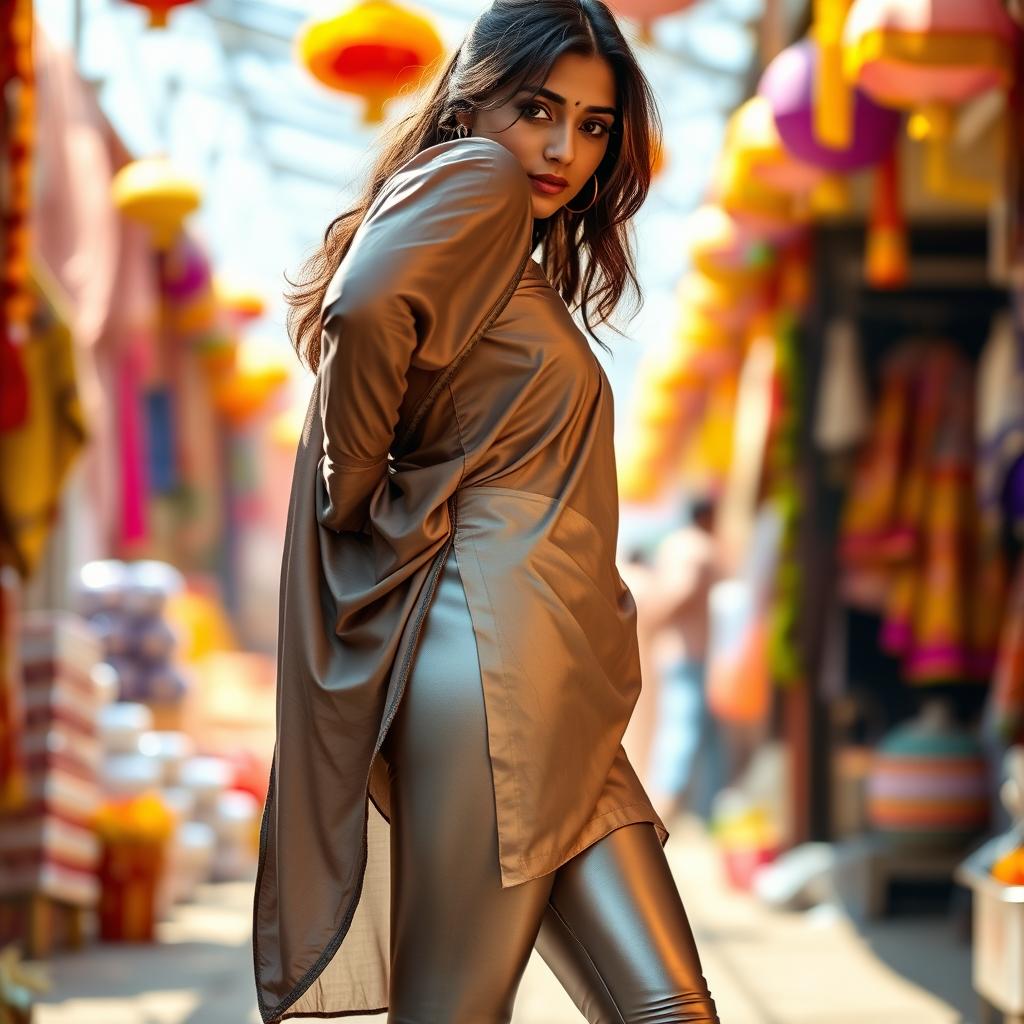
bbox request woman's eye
[583,121,610,138]
[523,102,550,120]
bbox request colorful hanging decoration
[111,157,201,250]
[2,0,35,412]
[759,38,902,175]
[683,204,775,285]
[122,0,199,28]
[296,0,445,123]
[865,146,908,288]
[213,339,291,426]
[0,270,86,579]
[714,102,812,241]
[844,0,1016,206]
[839,341,1007,683]
[723,96,827,196]
[160,232,218,337]
[812,0,856,148]
[215,278,266,330]
[675,272,760,332]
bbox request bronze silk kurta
[252,135,668,1023]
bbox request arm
[316,137,533,533]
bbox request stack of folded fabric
[0,612,109,955]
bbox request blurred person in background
[643,496,728,826]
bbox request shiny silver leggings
[381,547,721,1024]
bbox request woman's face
[462,52,618,220]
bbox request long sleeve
[316,136,534,533]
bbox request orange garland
[3,0,34,340]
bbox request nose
[545,122,575,167]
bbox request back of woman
[252,4,720,1022]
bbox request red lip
[530,174,568,187]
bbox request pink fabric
[31,29,160,551]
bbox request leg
[648,659,706,822]
[535,821,720,1024]
[384,547,554,1023]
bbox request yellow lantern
[111,158,201,250]
[714,101,814,241]
[297,0,444,123]
[725,97,827,196]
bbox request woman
[252,2,720,1022]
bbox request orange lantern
[215,277,267,330]
[213,339,291,425]
[844,0,1016,205]
[297,0,444,123]
[122,0,198,29]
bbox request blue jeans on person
[649,659,726,822]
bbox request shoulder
[375,137,531,214]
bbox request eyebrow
[520,85,618,118]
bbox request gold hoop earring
[564,175,599,214]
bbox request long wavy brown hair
[286,0,662,370]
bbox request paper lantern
[845,0,1016,109]
[759,39,902,174]
[844,0,1015,205]
[213,340,291,425]
[215,278,266,329]
[122,0,198,28]
[111,158,201,250]
[297,0,444,123]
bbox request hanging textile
[0,268,86,578]
[839,340,1006,683]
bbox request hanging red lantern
[122,0,199,29]
[297,0,444,123]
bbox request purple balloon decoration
[758,39,902,174]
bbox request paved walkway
[32,816,978,1024]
